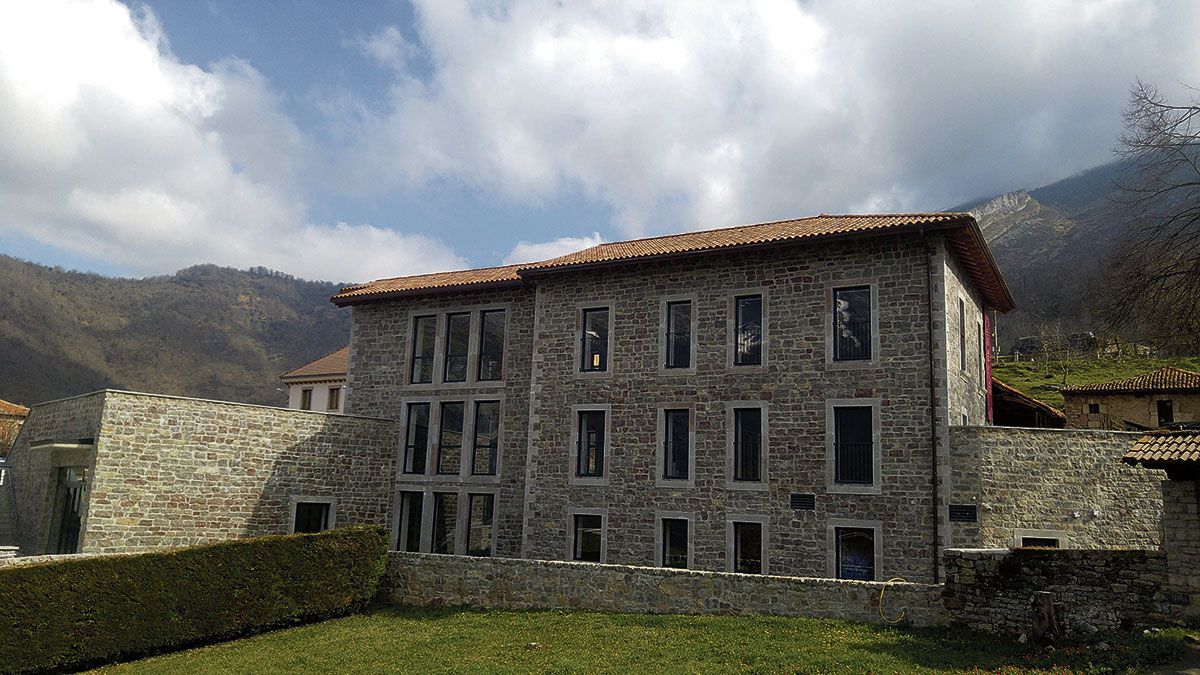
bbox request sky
[1,0,1198,284]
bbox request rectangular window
[733,521,763,574]
[576,410,606,477]
[959,298,967,370]
[573,514,603,562]
[1088,402,1100,414]
[833,286,872,361]
[1020,536,1060,548]
[478,309,506,381]
[834,406,873,485]
[432,492,458,555]
[300,388,312,411]
[734,295,763,366]
[580,308,610,372]
[410,315,437,384]
[403,402,431,474]
[398,491,423,552]
[467,494,494,557]
[835,527,875,580]
[293,501,330,533]
[733,408,762,482]
[436,402,464,475]
[977,322,985,384]
[665,300,692,368]
[443,312,471,383]
[1158,400,1175,426]
[663,409,689,480]
[471,401,500,476]
[661,518,688,569]
[327,386,340,411]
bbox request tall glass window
[432,492,458,555]
[478,309,506,381]
[734,295,762,365]
[576,410,606,477]
[834,406,873,485]
[733,521,763,574]
[443,312,471,383]
[833,287,872,361]
[467,494,495,557]
[665,301,692,368]
[835,527,875,580]
[663,409,689,480]
[580,308,610,372]
[573,514,603,562]
[403,402,430,474]
[436,402,464,475]
[410,315,437,383]
[472,401,500,476]
[661,518,688,569]
[733,408,762,482]
[398,491,423,552]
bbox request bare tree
[1105,80,1200,353]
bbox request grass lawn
[92,608,1189,674]
[993,355,1200,409]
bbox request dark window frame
[466,493,495,557]
[576,410,606,478]
[432,492,458,555]
[398,491,423,552]
[410,314,438,384]
[833,406,873,486]
[436,401,465,475]
[403,402,431,475]
[326,386,340,411]
[477,309,506,381]
[959,297,967,371]
[733,407,762,482]
[580,307,611,373]
[1088,402,1100,414]
[664,300,693,369]
[1158,400,1175,426]
[299,388,313,411]
[292,501,331,534]
[471,400,501,476]
[661,517,689,569]
[733,294,763,366]
[835,526,876,581]
[572,513,603,562]
[732,521,763,574]
[442,312,472,383]
[832,286,872,362]
[662,409,689,481]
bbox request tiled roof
[1061,367,1200,395]
[332,213,1014,311]
[1123,431,1200,466]
[281,346,349,381]
[331,265,523,305]
[0,398,28,417]
[992,378,1066,420]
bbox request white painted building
[280,346,348,413]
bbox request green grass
[993,356,1200,409]
[92,608,1190,674]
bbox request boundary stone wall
[381,551,946,626]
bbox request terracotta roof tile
[0,398,28,416]
[281,346,349,381]
[1061,367,1200,395]
[1124,431,1200,465]
[332,213,1014,311]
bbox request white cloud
[339,0,1200,237]
[0,0,464,283]
[503,232,603,265]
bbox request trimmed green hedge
[0,526,388,673]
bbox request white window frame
[826,517,882,581]
[726,514,770,574]
[655,510,694,569]
[825,398,883,495]
[725,401,769,491]
[825,280,880,370]
[289,495,336,534]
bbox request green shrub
[0,526,388,673]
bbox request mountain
[0,255,349,407]
[957,161,1132,350]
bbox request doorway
[51,467,88,554]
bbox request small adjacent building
[1061,367,1200,430]
[281,347,349,413]
[0,398,29,457]
[991,378,1065,429]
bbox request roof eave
[330,279,526,307]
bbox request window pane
[1021,537,1060,548]
[478,310,506,381]
[404,403,430,474]
[411,315,437,383]
[959,299,966,370]
[734,295,762,365]
[443,313,471,383]
[327,386,340,410]
[294,502,330,533]
[833,287,872,361]
[399,491,423,552]
[733,408,762,481]
[467,494,495,557]
[437,402,464,475]
[581,308,609,372]
[834,406,873,485]
[432,492,458,554]
[836,527,875,580]
[472,401,500,475]
[662,518,688,569]
[300,388,312,410]
[1159,400,1175,426]
[663,409,689,480]
[666,301,692,368]
[733,522,762,574]
[577,411,605,477]
[573,514,602,562]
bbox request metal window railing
[835,441,873,484]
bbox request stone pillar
[1163,478,1200,616]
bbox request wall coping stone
[26,389,395,423]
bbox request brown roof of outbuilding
[331,213,1014,311]
[1123,431,1200,466]
[992,378,1066,421]
[281,346,349,381]
[1061,367,1200,395]
[0,398,29,417]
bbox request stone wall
[8,390,397,555]
[948,426,1163,550]
[381,551,946,626]
[943,548,1178,636]
[1063,392,1200,430]
[1162,479,1200,616]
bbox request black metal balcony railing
[835,441,873,484]
[834,319,872,361]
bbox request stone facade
[943,548,1178,636]
[7,390,396,555]
[381,551,946,627]
[1064,392,1200,430]
[1162,479,1200,616]
[948,426,1163,550]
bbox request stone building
[0,397,29,456]
[336,212,1039,584]
[990,378,1065,429]
[1061,367,1200,430]
[281,346,349,413]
